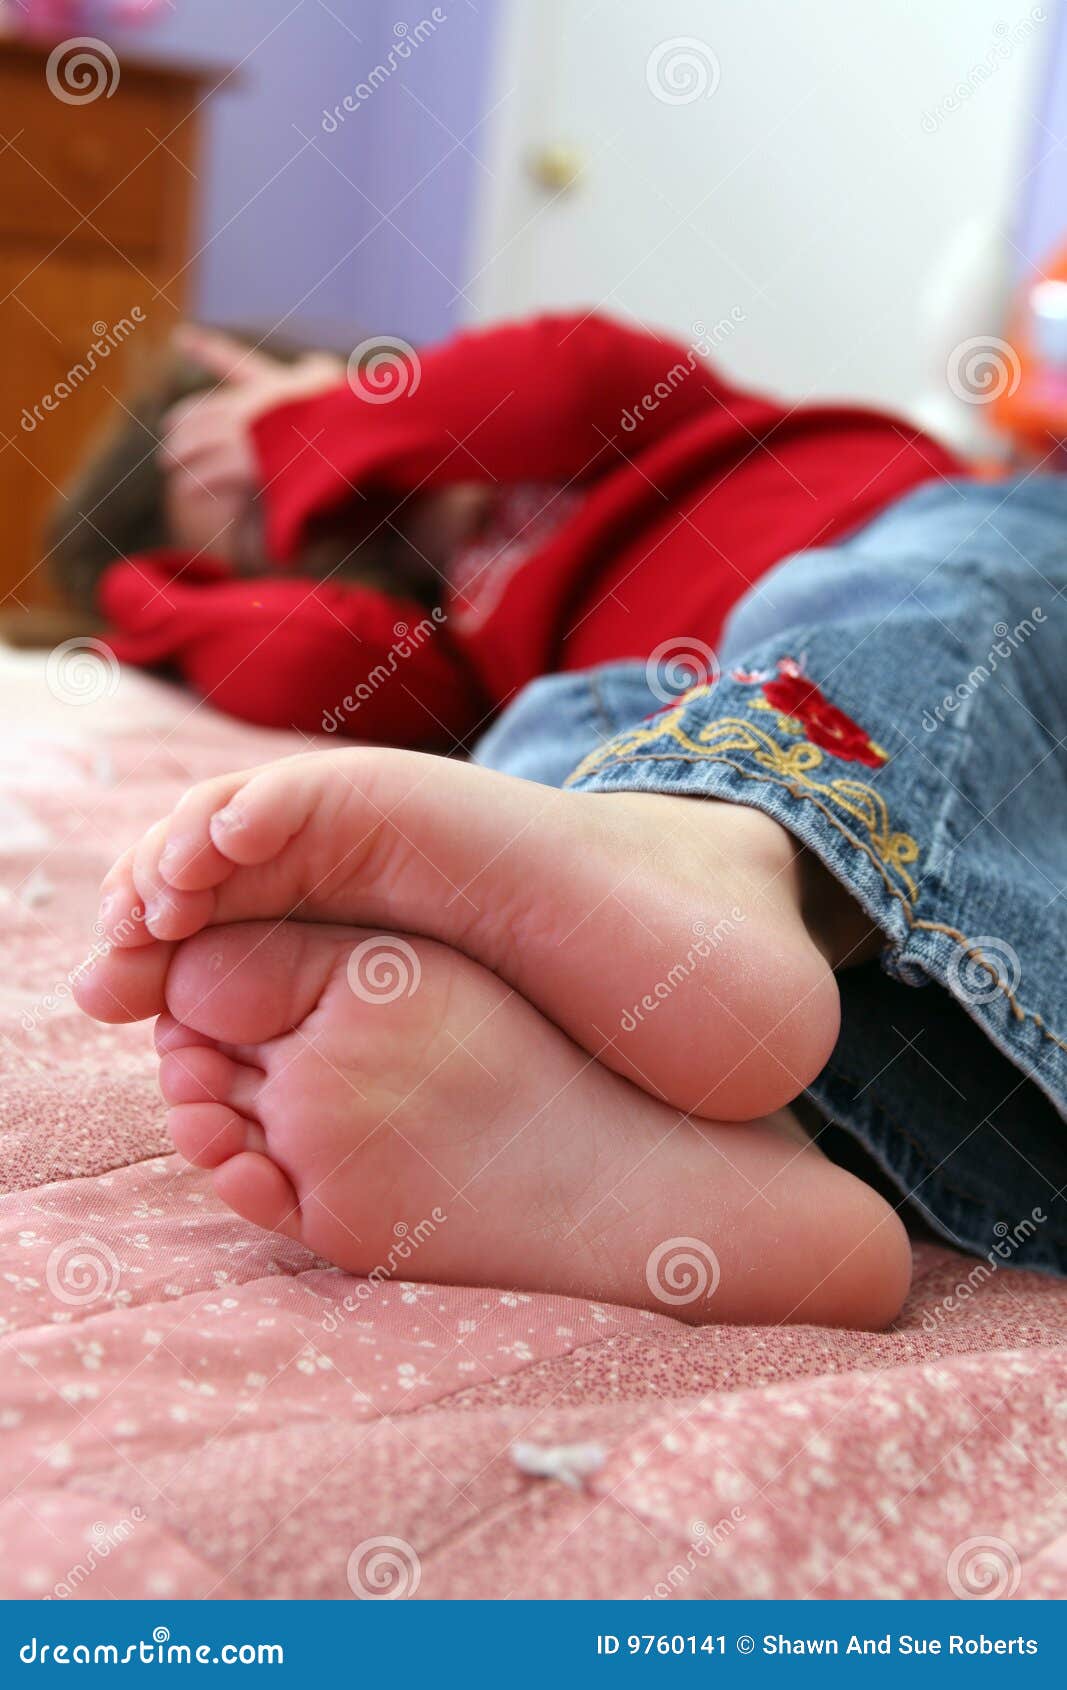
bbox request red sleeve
[99,554,485,748]
[252,311,732,561]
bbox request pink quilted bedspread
[1,650,1065,1603]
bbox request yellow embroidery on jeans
[566,685,921,903]
[749,696,806,736]
[564,684,720,779]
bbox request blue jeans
[473,476,1067,1276]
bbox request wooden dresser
[0,35,221,609]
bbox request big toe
[164,921,344,1044]
[74,940,175,1023]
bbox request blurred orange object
[993,242,1067,465]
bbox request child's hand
[158,327,346,501]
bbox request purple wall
[1018,0,1067,271]
[113,1,500,347]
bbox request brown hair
[46,328,440,614]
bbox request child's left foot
[76,919,910,1327]
[85,748,845,1121]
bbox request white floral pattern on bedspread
[1,649,1065,1601]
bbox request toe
[207,758,324,867]
[134,819,219,942]
[154,1011,205,1054]
[158,771,252,891]
[97,846,151,949]
[213,1150,302,1239]
[158,1044,263,1114]
[166,1102,263,1168]
[73,939,175,1023]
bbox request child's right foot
[90,748,846,1120]
[77,919,910,1328]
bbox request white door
[469,0,1047,437]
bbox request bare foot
[85,749,843,1120]
[78,920,910,1328]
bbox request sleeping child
[52,311,960,748]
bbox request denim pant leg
[477,477,1067,1277]
[472,665,668,788]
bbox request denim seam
[585,671,622,740]
[575,749,1067,1062]
[899,574,992,890]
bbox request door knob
[527,143,583,192]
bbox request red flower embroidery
[759,658,888,768]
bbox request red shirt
[101,311,962,746]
